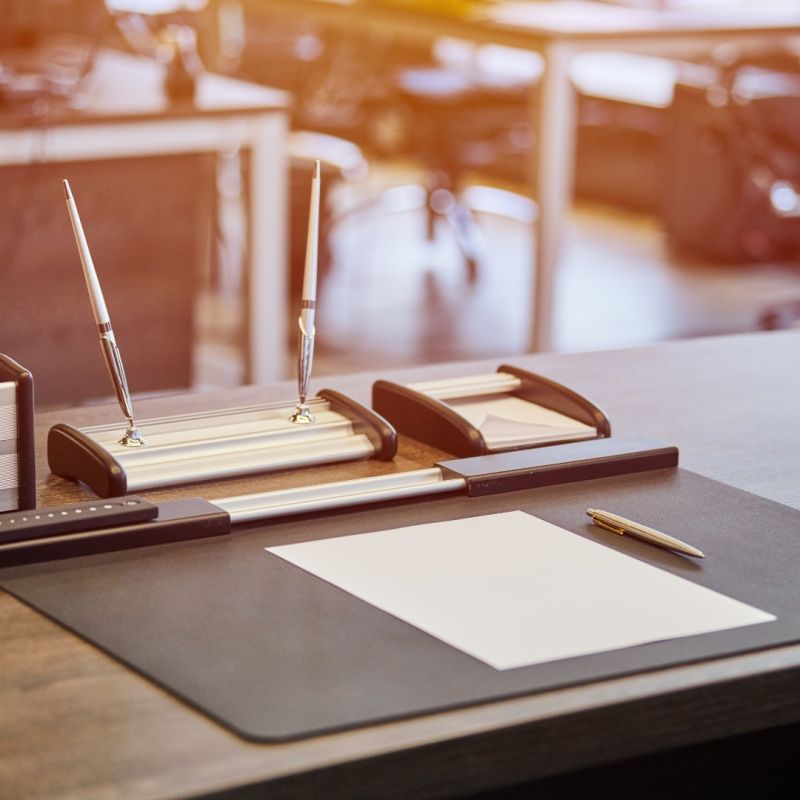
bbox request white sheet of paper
[445,395,596,448]
[267,511,774,671]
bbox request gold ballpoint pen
[290,160,321,424]
[63,180,145,448]
[586,508,705,559]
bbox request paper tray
[372,364,611,457]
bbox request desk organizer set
[17,173,674,562]
[21,356,677,568]
[45,358,671,505]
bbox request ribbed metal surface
[216,468,465,524]
[0,382,18,502]
[0,453,18,491]
[0,488,16,510]
[0,382,17,441]
[79,398,377,492]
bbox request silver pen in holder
[63,179,145,447]
[290,160,321,424]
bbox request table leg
[533,41,577,352]
[247,112,289,384]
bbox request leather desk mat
[2,468,798,741]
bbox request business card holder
[47,389,396,498]
[0,354,35,511]
[373,364,611,457]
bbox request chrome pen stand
[49,164,394,500]
[47,389,396,498]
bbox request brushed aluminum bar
[216,468,466,524]
[0,382,18,498]
[109,413,358,465]
[84,398,331,445]
[124,434,374,492]
[407,373,521,400]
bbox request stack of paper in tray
[445,393,596,449]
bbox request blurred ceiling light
[770,181,800,217]
[105,1,207,14]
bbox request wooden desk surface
[3,331,800,799]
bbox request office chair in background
[227,4,537,282]
[370,54,536,280]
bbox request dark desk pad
[2,468,799,742]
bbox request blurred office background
[1,0,799,408]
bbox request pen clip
[592,517,626,536]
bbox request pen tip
[585,508,595,517]
[313,160,320,179]
[63,179,72,200]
